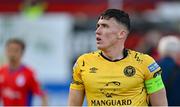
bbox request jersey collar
[8,64,24,72]
[99,48,128,62]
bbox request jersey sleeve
[70,56,85,90]
[142,54,164,94]
[142,55,161,79]
[0,67,2,98]
[28,70,45,97]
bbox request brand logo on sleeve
[148,62,160,72]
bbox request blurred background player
[157,35,180,106]
[0,38,47,106]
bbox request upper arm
[28,70,48,105]
[141,55,168,105]
[0,71,2,105]
[68,89,85,106]
[68,56,85,106]
[142,55,164,94]
[70,56,85,90]
[143,54,162,80]
[28,70,44,96]
[149,88,168,106]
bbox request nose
[95,26,101,36]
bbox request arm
[28,70,48,106]
[142,55,168,106]
[68,89,85,106]
[68,56,85,106]
[149,88,168,106]
[41,94,48,106]
[31,81,48,106]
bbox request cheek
[105,31,118,41]
[6,50,14,56]
[14,51,22,57]
[7,50,22,57]
[103,31,114,40]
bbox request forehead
[6,42,22,49]
[97,17,120,26]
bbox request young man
[0,38,47,106]
[68,9,168,106]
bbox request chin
[97,45,105,51]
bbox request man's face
[6,43,23,63]
[95,17,124,51]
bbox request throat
[9,62,22,71]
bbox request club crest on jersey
[148,62,160,72]
[124,66,136,77]
[16,74,26,87]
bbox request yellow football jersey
[70,49,163,106]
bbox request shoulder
[0,64,8,72]
[0,64,7,69]
[128,49,156,65]
[76,50,100,62]
[128,49,161,76]
[73,50,100,69]
[128,49,155,61]
[22,65,35,76]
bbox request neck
[9,61,21,70]
[102,46,125,61]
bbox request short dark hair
[6,38,26,53]
[99,9,130,31]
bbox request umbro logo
[89,67,98,73]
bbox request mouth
[96,37,101,42]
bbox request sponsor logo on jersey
[134,53,143,62]
[2,87,20,99]
[89,67,98,73]
[124,66,136,77]
[91,99,132,106]
[148,62,160,72]
[100,81,121,98]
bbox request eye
[96,24,100,29]
[96,23,109,29]
[101,24,108,28]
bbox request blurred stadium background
[0,0,180,106]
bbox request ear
[117,30,127,39]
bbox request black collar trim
[100,49,128,62]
